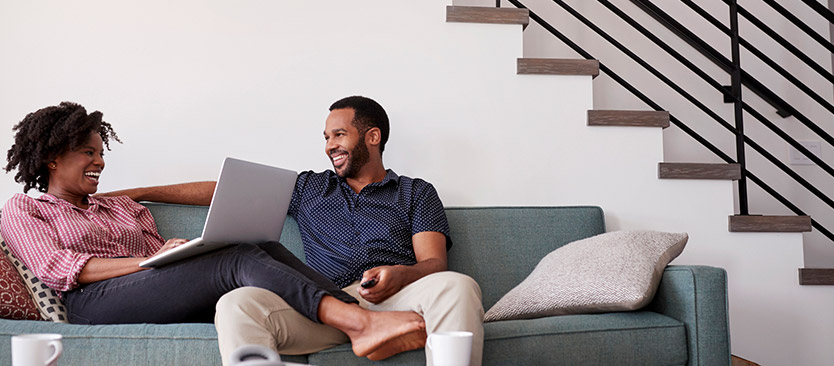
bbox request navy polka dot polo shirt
[288,169,452,288]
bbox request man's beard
[336,132,370,179]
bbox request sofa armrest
[647,265,731,366]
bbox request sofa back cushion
[445,207,605,308]
[143,203,606,309]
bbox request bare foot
[366,328,427,361]
[345,310,425,357]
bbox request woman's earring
[48,163,56,169]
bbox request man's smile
[331,151,348,167]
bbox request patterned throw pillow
[0,236,68,322]
[484,230,688,322]
[0,241,41,320]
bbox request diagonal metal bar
[761,0,834,54]
[745,171,834,242]
[724,0,834,83]
[800,0,834,24]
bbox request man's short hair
[329,96,390,154]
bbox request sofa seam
[664,266,700,366]
[445,206,602,211]
[484,323,685,341]
[686,267,701,366]
[0,334,217,341]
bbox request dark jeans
[64,242,357,324]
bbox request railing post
[730,0,749,215]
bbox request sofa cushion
[444,207,606,310]
[484,230,687,322]
[0,233,40,321]
[305,312,687,366]
[0,236,67,322]
[483,311,688,365]
[0,319,224,365]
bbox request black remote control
[360,278,377,288]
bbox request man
[110,96,484,365]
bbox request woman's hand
[78,238,191,284]
[153,238,190,257]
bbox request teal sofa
[0,204,730,365]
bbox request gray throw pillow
[484,230,687,322]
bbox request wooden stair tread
[658,163,741,180]
[517,58,600,77]
[729,215,812,232]
[446,6,529,28]
[799,268,834,285]
[588,110,670,128]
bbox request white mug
[11,333,63,366]
[229,344,283,366]
[426,331,472,366]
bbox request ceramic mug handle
[45,340,62,365]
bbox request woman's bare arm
[76,238,188,283]
[98,182,216,206]
[77,257,148,283]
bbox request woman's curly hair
[5,102,121,193]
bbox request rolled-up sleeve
[1,195,93,292]
[411,182,452,250]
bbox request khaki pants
[215,271,484,366]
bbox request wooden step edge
[732,355,761,366]
[587,110,670,128]
[517,58,600,78]
[728,215,812,232]
[446,6,529,29]
[799,268,834,285]
[658,163,741,180]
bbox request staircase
[446,3,834,365]
[450,3,834,285]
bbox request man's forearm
[398,257,447,287]
[99,182,216,206]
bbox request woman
[0,102,425,360]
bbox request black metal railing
[500,0,834,242]
[680,0,834,122]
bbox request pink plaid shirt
[0,193,165,292]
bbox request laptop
[139,157,298,268]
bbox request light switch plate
[789,141,822,165]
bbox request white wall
[2,1,833,365]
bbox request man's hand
[357,231,449,304]
[358,265,407,304]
